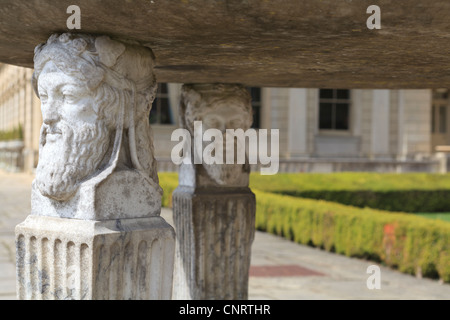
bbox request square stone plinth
[15,215,175,300]
[172,186,256,299]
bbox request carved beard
[35,120,109,201]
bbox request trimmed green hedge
[0,125,23,141]
[250,172,450,192]
[159,172,178,208]
[158,173,450,282]
[254,190,450,282]
[250,173,450,213]
[415,212,450,222]
[272,190,450,213]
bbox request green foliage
[158,172,450,283]
[250,172,450,192]
[254,190,450,283]
[415,212,450,222]
[159,172,178,208]
[250,172,450,213]
[0,125,23,141]
[269,190,450,213]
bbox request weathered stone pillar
[15,33,175,300]
[172,84,256,299]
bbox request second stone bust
[178,83,253,187]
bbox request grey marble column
[15,33,175,300]
[172,84,256,299]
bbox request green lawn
[415,213,450,223]
[160,172,450,214]
[158,172,450,282]
[249,172,450,192]
[248,172,450,213]
[162,172,450,192]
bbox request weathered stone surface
[15,215,175,300]
[31,33,161,220]
[1,1,450,88]
[173,83,256,299]
[178,84,252,187]
[172,187,256,300]
[31,170,161,220]
[15,33,175,300]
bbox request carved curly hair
[32,33,160,186]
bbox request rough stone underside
[1,0,450,88]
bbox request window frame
[318,89,352,135]
[149,83,174,125]
[431,89,449,135]
[247,87,262,129]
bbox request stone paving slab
[248,231,450,300]
[0,170,449,300]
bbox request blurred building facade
[0,63,448,173]
[0,64,41,172]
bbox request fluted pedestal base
[172,186,256,300]
[15,215,175,300]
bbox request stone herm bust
[179,83,253,187]
[31,33,162,220]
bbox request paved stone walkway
[0,170,449,300]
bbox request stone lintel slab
[1,1,450,88]
[15,215,175,300]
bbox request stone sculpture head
[32,33,158,201]
[180,83,253,185]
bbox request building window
[245,87,261,129]
[439,106,447,133]
[318,89,350,131]
[433,89,449,100]
[149,83,173,125]
[431,89,449,134]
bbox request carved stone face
[35,61,111,201]
[202,102,247,132]
[196,102,252,185]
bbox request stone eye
[63,94,77,104]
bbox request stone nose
[41,98,60,125]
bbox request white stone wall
[268,88,289,158]
[401,90,432,157]
[0,64,41,172]
[371,90,391,158]
[389,91,399,157]
[0,64,436,170]
[306,89,318,155]
[287,88,307,157]
[277,88,433,161]
[359,90,373,157]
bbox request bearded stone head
[180,84,253,186]
[32,33,158,201]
